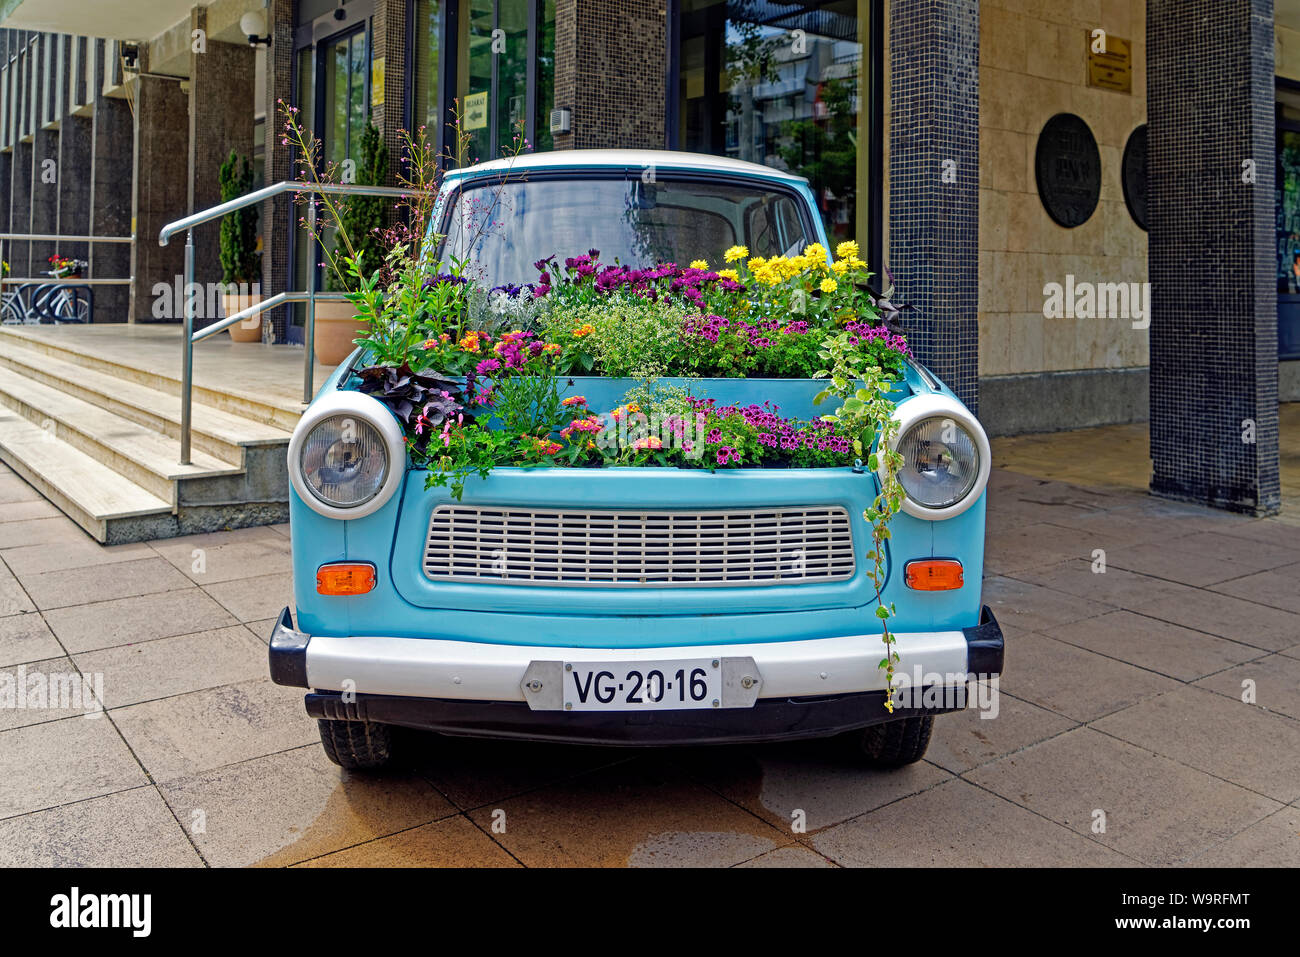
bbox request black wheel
[317,718,394,770]
[838,715,934,767]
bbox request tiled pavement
[1,462,1298,867]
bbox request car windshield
[434,173,815,287]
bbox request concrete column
[29,127,59,276]
[887,0,981,413]
[129,74,188,323]
[89,91,133,322]
[9,141,32,276]
[189,8,256,331]
[1146,0,1280,515]
[262,0,294,343]
[57,115,93,266]
[553,0,665,150]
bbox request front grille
[423,505,856,587]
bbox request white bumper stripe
[304,631,972,702]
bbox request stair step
[0,366,243,503]
[0,325,306,431]
[0,338,291,462]
[0,409,172,543]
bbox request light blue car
[269,150,1003,770]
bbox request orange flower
[631,436,663,451]
[571,323,596,338]
[458,332,482,353]
[562,395,588,407]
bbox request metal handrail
[0,232,134,244]
[159,180,417,465]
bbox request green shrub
[218,151,259,286]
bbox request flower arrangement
[46,255,86,279]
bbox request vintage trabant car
[270,150,1003,770]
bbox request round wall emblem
[1121,124,1148,231]
[1034,113,1102,228]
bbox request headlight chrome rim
[288,390,405,519]
[876,394,991,520]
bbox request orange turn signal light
[316,562,377,596]
[904,559,964,591]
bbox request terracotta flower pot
[222,292,263,342]
[312,300,367,366]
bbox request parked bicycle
[0,255,92,324]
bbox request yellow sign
[1087,33,1132,94]
[371,57,385,107]
[464,91,489,130]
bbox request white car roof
[446,149,809,184]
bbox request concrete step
[0,325,304,431]
[0,409,174,543]
[0,366,245,503]
[0,337,291,464]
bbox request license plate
[564,658,722,712]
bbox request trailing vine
[815,330,906,711]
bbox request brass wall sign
[1087,33,1132,94]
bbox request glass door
[292,24,371,330]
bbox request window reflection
[679,0,869,243]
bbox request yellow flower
[747,256,767,270]
[716,268,739,281]
[690,259,709,270]
[724,245,749,263]
[803,243,828,263]
[835,240,860,261]
[830,260,849,275]
[820,278,838,293]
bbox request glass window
[678,0,870,244]
[455,0,557,159]
[438,174,815,286]
[414,0,442,136]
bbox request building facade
[0,0,1288,517]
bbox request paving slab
[980,574,1115,633]
[1125,587,1300,653]
[110,677,318,782]
[41,587,238,654]
[924,691,1079,774]
[1092,686,1300,804]
[0,655,103,731]
[293,815,519,867]
[16,556,192,610]
[996,631,1180,721]
[158,745,458,867]
[0,613,63,666]
[0,560,34,618]
[1193,654,1300,721]
[1182,805,1300,867]
[151,531,291,585]
[965,727,1284,865]
[1104,532,1300,587]
[465,758,792,867]
[0,786,201,867]
[72,625,267,708]
[1042,610,1263,681]
[0,715,147,817]
[201,572,294,622]
[1208,562,1300,614]
[1008,559,1193,610]
[683,742,952,832]
[0,515,89,548]
[812,778,1130,867]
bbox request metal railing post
[180,230,195,465]
[303,199,317,404]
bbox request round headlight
[896,415,981,509]
[299,414,389,507]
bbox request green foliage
[218,152,259,285]
[540,299,689,378]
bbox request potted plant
[311,122,388,364]
[218,151,263,342]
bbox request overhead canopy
[0,0,200,40]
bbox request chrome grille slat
[424,505,856,587]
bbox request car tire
[840,715,934,767]
[317,718,394,770]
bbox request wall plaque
[1087,33,1132,93]
[1034,113,1102,228]
[1121,125,1148,231]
